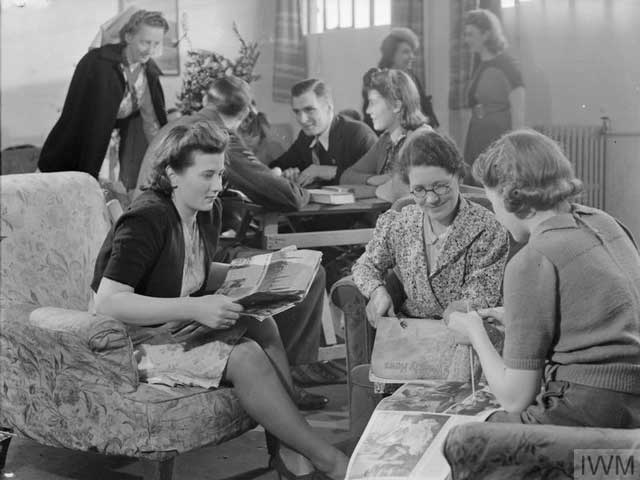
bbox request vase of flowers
[177,23,261,115]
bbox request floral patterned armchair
[0,172,256,479]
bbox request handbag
[369,316,458,383]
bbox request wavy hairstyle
[397,128,465,184]
[143,120,229,196]
[119,10,169,43]
[363,68,426,131]
[464,9,507,55]
[473,129,583,215]
[378,27,420,69]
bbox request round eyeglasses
[410,182,453,199]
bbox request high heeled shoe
[270,452,317,480]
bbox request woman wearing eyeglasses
[340,69,431,202]
[353,128,508,329]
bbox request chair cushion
[0,172,111,311]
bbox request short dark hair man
[271,78,377,187]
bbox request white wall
[306,26,389,115]
[500,0,640,239]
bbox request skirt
[128,320,246,389]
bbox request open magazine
[346,381,501,480]
[211,247,322,320]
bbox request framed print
[120,0,180,75]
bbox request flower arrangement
[177,23,261,115]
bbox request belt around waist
[471,104,509,119]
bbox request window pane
[373,0,390,26]
[300,0,309,35]
[325,0,339,30]
[339,0,353,28]
[313,0,324,33]
[353,0,370,28]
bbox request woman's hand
[366,174,392,186]
[365,286,396,328]
[189,294,244,330]
[477,306,504,325]
[446,311,484,345]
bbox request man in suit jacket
[270,79,377,187]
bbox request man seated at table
[270,78,377,187]
[135,76,329,410]
[136,77,309,212]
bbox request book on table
[346,381,501,480]
[208,246,322,320]
[307,186,356,204]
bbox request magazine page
[346,382,501,480]
[214,247,322,320]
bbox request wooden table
[260,197,391,250]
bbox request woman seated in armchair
[448,129,640,428]
[339,68,432,203]
[344,129,510,435]
[92,120,348,479]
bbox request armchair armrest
[1,304,138,393]
[443,422,640,480]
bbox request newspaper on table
[211,246,322,320]
[346,381,501,480]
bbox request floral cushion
[0,172,111,311]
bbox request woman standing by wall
[463,9,525,185]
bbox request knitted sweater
[503,204,640,394]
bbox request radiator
[534,125,606,209]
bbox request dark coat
[38,43,167,180]
[91,190,222,298]
[270,114,377,183]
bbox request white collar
[309,124,331,151]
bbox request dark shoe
[270,452,316,480]
[291,360,347,387]
[293,386,329,411]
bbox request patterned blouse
[352,198,509,318]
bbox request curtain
[273,0,308,103]
[448,0,501,110]
[391,0,425,87]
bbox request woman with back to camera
[362,28,439,131]
[462,9,525,185]
[448,129,640,427]
[340,69,431,202]
[38,10,169,193]
[92,120,348,479]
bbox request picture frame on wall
[120,0,180,75]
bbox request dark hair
[205,76,253,118]
[339,108,362,122]
[363,68,426,130]
[290,78,332,103]
[398,128,466,183]
[463,9,507,55]
[238,105,271,141]
[379,28,419,69]
[144,120,228,196]
[119,10,169,43]
[473,129,583,215]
